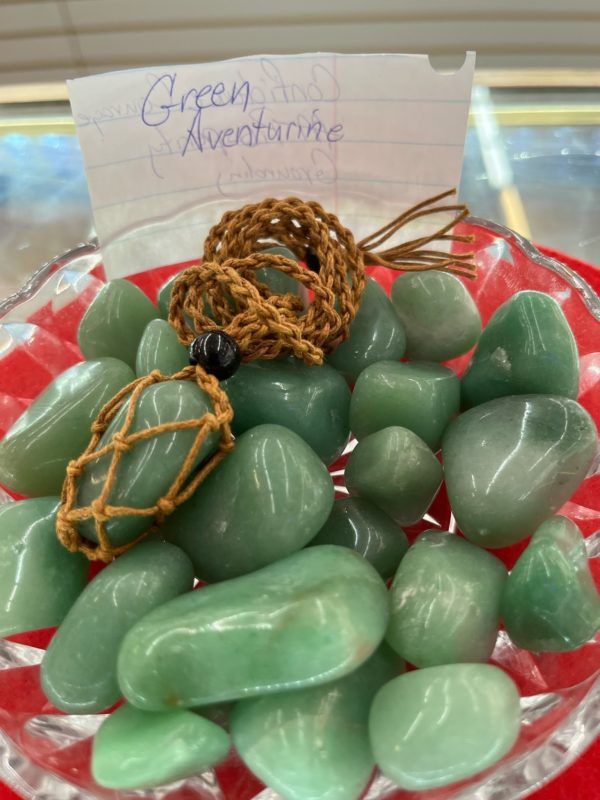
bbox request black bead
[305,247,321,273]
[189,331,241,380]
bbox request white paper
[68,52,475,278]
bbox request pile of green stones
[0,246,598,799]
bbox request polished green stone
[350,361,460,450]
[345,427,442,525]
[118,545,389,710]
[231,645,403,800]
[502,516,600,651]
[327,278,406,383]
[443,395,597,548]
[391,271,481,362]
[78,279,158,369]
[461,291,579,408]
[222,358,350,464]
[163,424,334,581]
[387,531,507,666]
[0,498,87,637]
[369,664,521,790]
[157,274,178,319]
[41,539,193,713]
[309,496,408,579]
[0,358,135,497]
[77,380,219,547]
[92,702,230,790]
[135,319,189,377]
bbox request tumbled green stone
[443,395,597,548]
[0,358,135,497]
[461,291,579,408]
[502,516,600,651]
[222,358,350,464]
[350,361,460,450]
[387,531,507,666]
[327,278,406,383]
[391,271,481,362]
[92,702,230,790]
[369,664,521,790]
[231,645,403,800]
[135,319,189,377]
[118,545,389,709]
[41,539,193,713]
[77,380,219,547]
[157,273,178,318]
[163,424,334,581]
[345,427,442,525]
[0,498,87,637]
[309,496,408,579]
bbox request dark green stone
[135,319,189,377]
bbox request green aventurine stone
[387,531,507,667]
[391,271,481,362]
[0,358,135,497]
[41,539,193,714]
[345,427,442,525]
[135,319,189,377]
[163,424,334,581]
[77,381,219,547]
[350,361,459,450]
[222,358,350,465]
[92,703,230,790]
[78,279,158,369]
[0,498,87,637]
[231,645,403,800]
[369,664,521,791]
[502,516,600,651]
[443,395,597,548]
[327,278,406,383]
[309,496,408,579]
[118,545,389,710]
[461,291,579,408]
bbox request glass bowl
[0,217,598,800]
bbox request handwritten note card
[68,52,475,278]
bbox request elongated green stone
[345,427,442,525]
[78,279,158,368]
[92,703,230,790]
[369,664,521,790]
[443,395,597,548]
[135,319,189,377]
[41,539,193,713]
[391,271,481,362]
[0,358,135,496]
[309,496,408,579]
[350,361,460,450]
[222,358,350,464]
[118,545,389,709]
[502,516,600,651]
[387,531,507,666]
[77,380,219,547]
[163,424,334,581]
[0,498,87,637]
[461,291,579,408]
[231,645,403,800]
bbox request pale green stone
[462,291,579,408]
[350,361,460,450]
[443,395,597,548]
[92,703,230,790]
[391,271,481,362]
[345,427,442,525]
[163,424,334,581]
[0,498,87,637]
[41,539,193,713]
[135,319,189,377]
[370,664,520,790]
[387,531,507,666]
[502,516,600,651]
[157,274,178,319]
[78,279,158,368]
[222,358,350,464]
[231,645,403,800]
[118,545,389,709]
[0,358,135,497]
